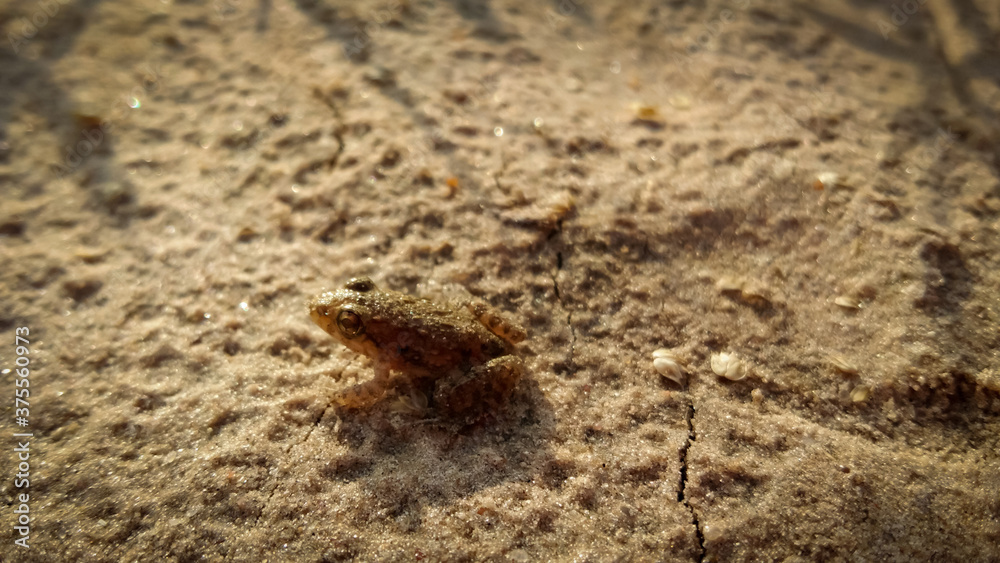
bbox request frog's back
[362,291,507,373]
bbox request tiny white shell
[739,284,772,307]
[711,352,748,381]
[829,354,859,375]
[652,349,685,385]
[715,276,745,293]
[652,348,676,359]
[668,95,692,109]
[816,171,839,188]
[653,357,683,381]
[834,295,861,309]
[850,384,871,403]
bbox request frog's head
[307,277,380,357]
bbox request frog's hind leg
[467,301,527,344]
[433,356,523,418]
[334,363,391,409]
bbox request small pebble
[508,549,530,562]
[702,523,723,542]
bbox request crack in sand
[253,363,349,528]
[679,398,706,561]
[255,429,306,529]
[312,85,347,170]
[551,221,576,372]
[552,249,576,373]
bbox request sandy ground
[1,0,999,561]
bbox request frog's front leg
[433,355,523,417]
[334,360,391,409]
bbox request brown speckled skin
[308,277,524,417]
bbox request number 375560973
[15,327,30,417]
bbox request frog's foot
[390,386,430,415]
[333,366,390,409]
[467,301,527,344]
[433,356,523,418]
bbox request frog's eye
[336,309,365,339]
[345,277,376,292]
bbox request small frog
[307,277,526,418]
